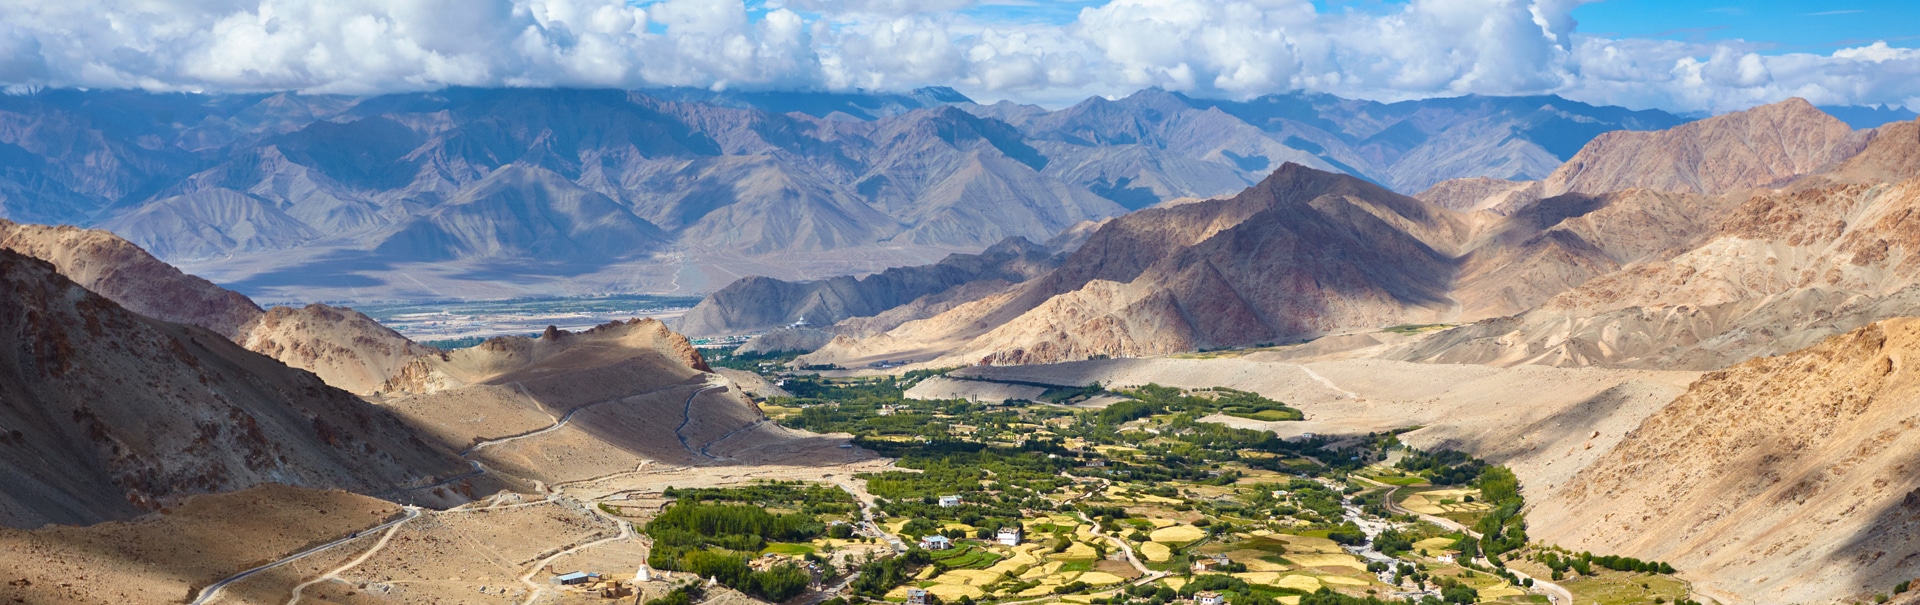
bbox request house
[553,572,593,585]
[908,588,932,605]
[1194,591,1226,605]
[938,495,962,507]
[996,526,1023,546]
[921,535,954,550]
[1192,555,1231,573]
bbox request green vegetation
[643,501,825,601]
[1379,324,1453,335]
[664,360,1698,605]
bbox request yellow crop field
[1276,575,1322,591]
[1079,572,1126,585]
[1150,525,1207,543]
[1141,541,1172,562]
[1286,553,1367,570]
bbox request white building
[920,535,954,550]
[908,589,931,605]
[1195,591,1226,605]
[938,495,962,507]
[996,526,1022,546]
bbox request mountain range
[0,86,1776,302]
[698,98,1920,371]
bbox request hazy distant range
[1,85,1913,303]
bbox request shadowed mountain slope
[0,249,468,528]
[0,219,430,394]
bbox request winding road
[674,384,729,458]
[189,507,422,605]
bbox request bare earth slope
[0,249,467,528]
[1531,319,1920,604]
[0,219,430,393]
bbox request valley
[348,295,702,349]
[0,82,1918,605]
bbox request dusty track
[190,507,423,605]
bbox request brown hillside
[0,249,467,528]
[1544,98,1868,196]
[1530,319,1920,604]
[0,219,428,394]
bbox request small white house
[996,526,1022,546]
[921,535,954,550]
[908,588,932,605]
[1195,591,1226,605]
[938,495,962,507]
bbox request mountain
[1395,116,1920,370]
[0,218,431,394]
[1542,98,1871,196]
[1530,319,1920,604]
[793,100,1896,367]
[801,163,1472,366]
[0,248,467,528]
[676,236,1061,337]
[0,87,1688,302]
[1820,104,1920,129]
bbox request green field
[763,542,818,555]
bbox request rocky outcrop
[0,249,467,528]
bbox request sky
[1,0,1917,114]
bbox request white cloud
[0,0,1916,113]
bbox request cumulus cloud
[0,0,1916,112]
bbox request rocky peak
[1545,97,1867,196]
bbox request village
[555,367,1698,605]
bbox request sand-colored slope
[0,486,402,605]
[1397,171,1920,370]
[1531,319,1920,604]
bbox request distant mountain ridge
[0,86,1700,301]
[776,100,1920,369]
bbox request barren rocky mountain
[1530,319,1920,604]
[0,219,429,394]
[0,87,1694,301]
[1397,117,1920,369]
[677,236,1061,337]
[0,248,468,528]
[793,104,1916,369]
[1543,97,1871,196]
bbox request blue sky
[1573,0,1920,53]
[4,0,1919,112]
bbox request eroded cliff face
[1530,319,1920,604]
